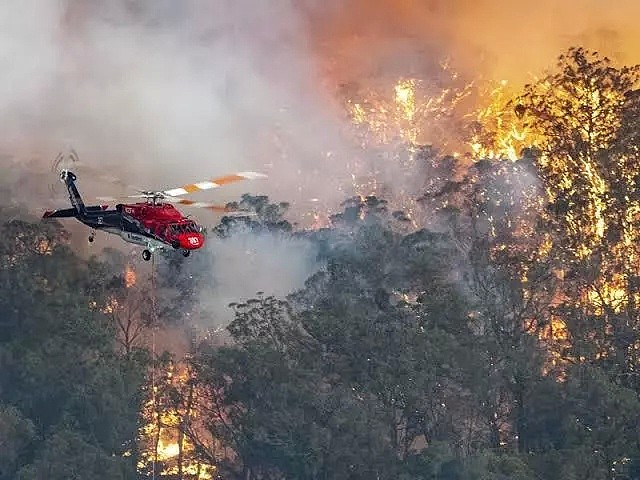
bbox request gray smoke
[0,0,365,214]
[198,229,321,327]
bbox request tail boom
[60,170,87,215]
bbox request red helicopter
[43,168,267,261]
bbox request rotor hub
[59,169,76,182]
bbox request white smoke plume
[4,1,640,207]
[0,0,364,215]
[197,229,321,327]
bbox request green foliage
[561,365,640,479]
[463,452,536,480]
[16,430,129,480]
[0,405,36,480]
[193,201,488,479]
[212,194,293,238]
[0,209,145,478]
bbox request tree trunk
[489,415,501,450]
[514,386,526,453]
[178,429,183,480]
[154,410,161,476]
[178,379,195,480]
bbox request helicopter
[42,168,267,261]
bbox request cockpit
[168,222,200,235]
[164,220,205,251]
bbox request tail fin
[60,170,87,215]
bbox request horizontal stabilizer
[42,207,78,219]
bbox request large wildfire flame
[347,74,472,148]
[467,80,541,161]
[337,49,640,377]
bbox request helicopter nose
[180,233,204,250]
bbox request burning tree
[137,353,217,480]
[346,73,473,150]
[515,48,640,387]
[409,48,640,462]
[467,79,540,161]
[337,63,477,228]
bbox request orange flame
[137,361,215,479]
[125,264,136,289]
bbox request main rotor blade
[162,171,267,197]
[93,171,267,204]
[94,195,256,216]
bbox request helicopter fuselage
[42,170,204,260]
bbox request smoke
[448,0,640,81]
[0,0,365,213]
[196,229,321,327]
[0,0,344,327]
[4,1,640,202]
[4,0,638,212]
[310,0,640,87]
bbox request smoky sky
[310,0,640,86]
[2,0,639,216]
[1,0,360,219]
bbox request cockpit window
[169,223,198,234]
